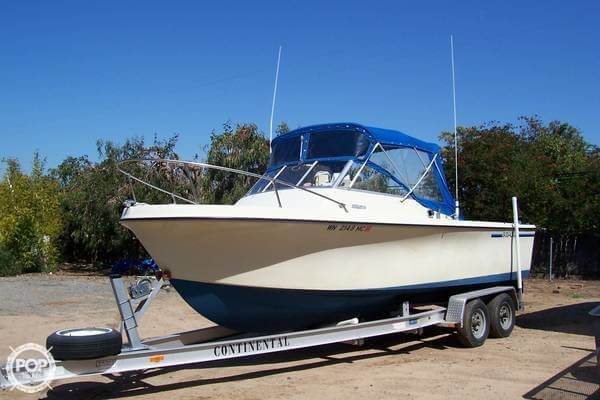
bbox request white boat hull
[122,214,533,291]
[121,203,534,332]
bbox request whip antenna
[450,35,460,219]
[269,45,282,154]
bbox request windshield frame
[249,143,440,198]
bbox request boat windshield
[248,145,443,202]
[338,161,409,196]
[247,161,349,194]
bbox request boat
[119,122,535,333]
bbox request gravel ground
[0,274,598,400]
[0,274,115,317]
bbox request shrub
[0,156,62,275]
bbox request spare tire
[46,327,122,360]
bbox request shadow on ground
[517,302,600,336]
[523,351,599,400]
[43,327,457,400]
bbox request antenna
[450,35,460,220]
[269,45,282,153]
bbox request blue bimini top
[268,122,455,216]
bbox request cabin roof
[273,122,440,154]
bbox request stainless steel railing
[118,159,348,212]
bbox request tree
[202,123,270,204]
[276,122,290,135]
[439,121,528,222]
[0,156,62,275]
[439,117,596,226]
[52,134,181,265]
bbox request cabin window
[307,131,370,159]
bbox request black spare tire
[46,327,122,360]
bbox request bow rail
[117,159,348,212]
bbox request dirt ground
[0,274,598,400]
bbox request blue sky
[1,1,599,171]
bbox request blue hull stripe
[491,232,536,238]
[171,270,529,333]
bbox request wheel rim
[471,310,486,339]
[498,303,513,330]
[56,328,111,337]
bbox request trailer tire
[487,293,515,338]
[46,327,122,360]
[457,299,490,348]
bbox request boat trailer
[0,274,519,391]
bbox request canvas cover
[269,123,455,216]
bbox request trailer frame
[0,275,518,391]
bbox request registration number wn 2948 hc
[326,224,372,232]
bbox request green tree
[439,121,527,222]
[276,122,290,135]
[202,123,270,204]
[0,156,62,275]
[439,117,596,226]
[52,135,181,265]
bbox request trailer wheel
[457,299,490,348]
[487,293,515,338]
[46,327,122,360]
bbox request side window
[340,163,407,196]
[412,169,443,202]
[370,147,421,187]
[370,147,443,202]
[411,150,443,202]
